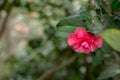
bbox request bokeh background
[0,0,120,80]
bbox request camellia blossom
[67,27,103,54]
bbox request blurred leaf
[57,11,91,28]
[57,15,86,28]
[100,41,112,54]
[92,17,103,34]
[77,53,85,59]
[57,26,77,33]
[102,29,120,52]
[56,26,77,38]
[56,10,93,38]
[94,0,100,9]
[0,64,11,76]
[92,55,103,67]
[102,0,112,16]
[103,15,119,29]
[56,31,69,38]
[110,0,120,11]
[68,70,82,80]
[98,64,120,79]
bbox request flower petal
[95,35,103,48]
[75,27,87,38]
[67,33,78,46]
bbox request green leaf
[56,26,77,38]
[102,29,120,52]
[57,11,91,28]
[103,15,119,29]
[57,26,77,33]
[111,0,120,11]
[95,41,112,54]
[94,0,100,9]
[92,55,103,67]
[56,31,69,38]
[92,17,103,34]
[98,64,120,79]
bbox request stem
[38,54,77,80]
[100,0,105,25]
[85,55,95,80]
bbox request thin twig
[85,55,95,80]
[102,0,112,16]
[38,54,77,80]
[100,0,105,25]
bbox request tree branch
[0,0,8,11]
[38,54,77,80]
[0,0,16,39]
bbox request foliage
[98,64,120,79]
[57,0,120,79]
[102,29,120,52]
[0,0,120,80]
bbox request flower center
[81,41,89,48]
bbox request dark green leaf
[100,41,112,54]
[92,17,104,34]
[103,15,119,29]
[57,11,92,28]
[111,0,120,11]
[94,0,100,9]
[57,26,77,33]
[56,26,77,38]
[56,31,69,38]
[92,55,103,67]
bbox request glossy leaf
[56,26,77,38]
[57,11,91,28]
[102,29,120,52]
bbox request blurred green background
[0,0,88,80]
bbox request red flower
[67,27,103,54]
